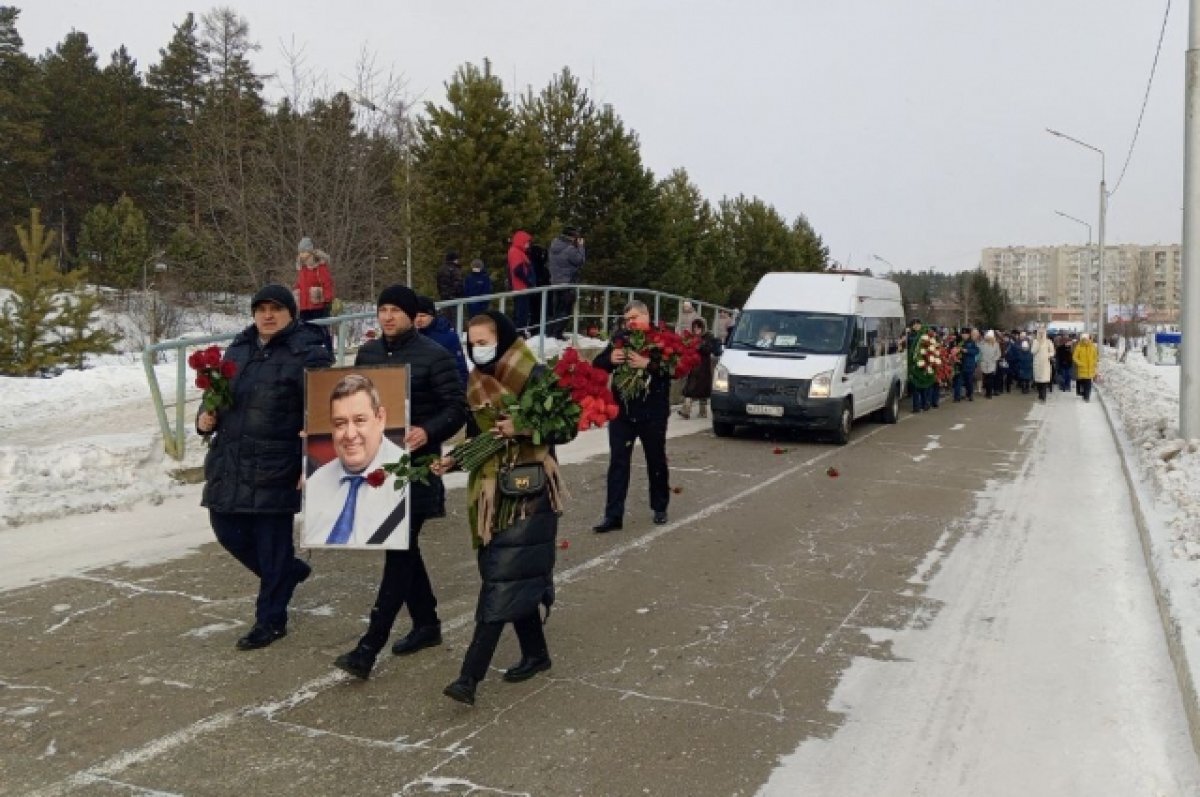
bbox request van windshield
[730,311,853,355]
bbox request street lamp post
[1047,128,1107,344]
[871,253,898,274]
[1183,0,1200,437]
[1054,210,1093,330]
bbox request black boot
[391,623,442,656]
[503,654,552,683]
[334,645,377,680]
[443,676,477,705]
[236,624,286,651]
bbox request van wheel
[881,385,900,424]
[833,401,853,445]
[712,419,735,438]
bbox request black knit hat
[376,284,419,319]
[415,295,437,317]
[251,284,297,317]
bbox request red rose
[827,466,840,478]
[195,374,212,390]
[365,468,387,488]
[204,346,222,368]
[577,417,590,431]
[219,361,237,379]
[606,404,620,420]
[187,351,204,369]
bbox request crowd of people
[904,319,1101,410]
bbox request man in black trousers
[333,285,468,680]
[592,300,672,532]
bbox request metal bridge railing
[143,283,732,460]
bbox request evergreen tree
[521,69,659,288]
[414,60,550,280]
[100,46,166,223]
[650,168,717,301]
[0,7,46,253]
[38,31,114,262]
[971,269,1010,331]
[0,208,116,375]
[147,12,209,232]
[78,194,151,291]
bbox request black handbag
[498,463,546,498]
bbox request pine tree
[0,208,116,375]
[650,168,717,301]
[414,60,550,281]
[0,7,47,253]
[521,69,659,289]
[78,194,151,291]
[100,46,167,223]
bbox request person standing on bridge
[592,300,673,533]
[332,285,468,680]
[196,285,334,651]
[547,226,585,339]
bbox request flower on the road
[827,466,840,478]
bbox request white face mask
[472,345,497,366]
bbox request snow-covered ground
[759,385,1200,796]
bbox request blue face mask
[472,345,497,366]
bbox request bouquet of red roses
[612,321,702,402]
[381,348,616,485]
[187,345,236,413]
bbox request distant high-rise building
[980,244,1180,321]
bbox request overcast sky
[15,1,1186,273]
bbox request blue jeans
[928,385,940,408]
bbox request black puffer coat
[475,490,557,623]
[201,321,334,514]
[355,328,468,519]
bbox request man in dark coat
[197,284,334,650]
[546,227,585,338]
[436,251,464,325]
[333,285,469,680]
[591,300,672,532]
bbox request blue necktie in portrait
[326,474,366,544]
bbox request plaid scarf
[465,339,565,547]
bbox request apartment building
[980,244,1180,321]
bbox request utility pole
[1182,0,1200,437]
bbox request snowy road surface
[760,396,1200,796]
[2,386,1198,795]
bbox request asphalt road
[0,394,1173,796]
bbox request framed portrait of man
[302,365,410,550]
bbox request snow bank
[1099,352,1200,557]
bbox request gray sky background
[15,1,1187,273]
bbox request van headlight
[713,364,730,393]
[808,370,834,399]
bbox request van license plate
[746,404,784,417]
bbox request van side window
[865,317,881,358]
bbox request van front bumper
[710,392,843,430]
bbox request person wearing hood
[293,237,335,347]
[333,285,469,680]
[1031,327,1055,402]
[1073,333,1099,402]
[1055,335,1075,392]
[433,310,573,705]
[196,285,334,651]
[591,300,673,533]
[414,295,470,386]
[978,330,1001,398]
[547,226,585,338]
[1013,338,1034,394]
[507,231,536,333]
[463,259,493,319]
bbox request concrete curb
[1098,388,1200,763]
